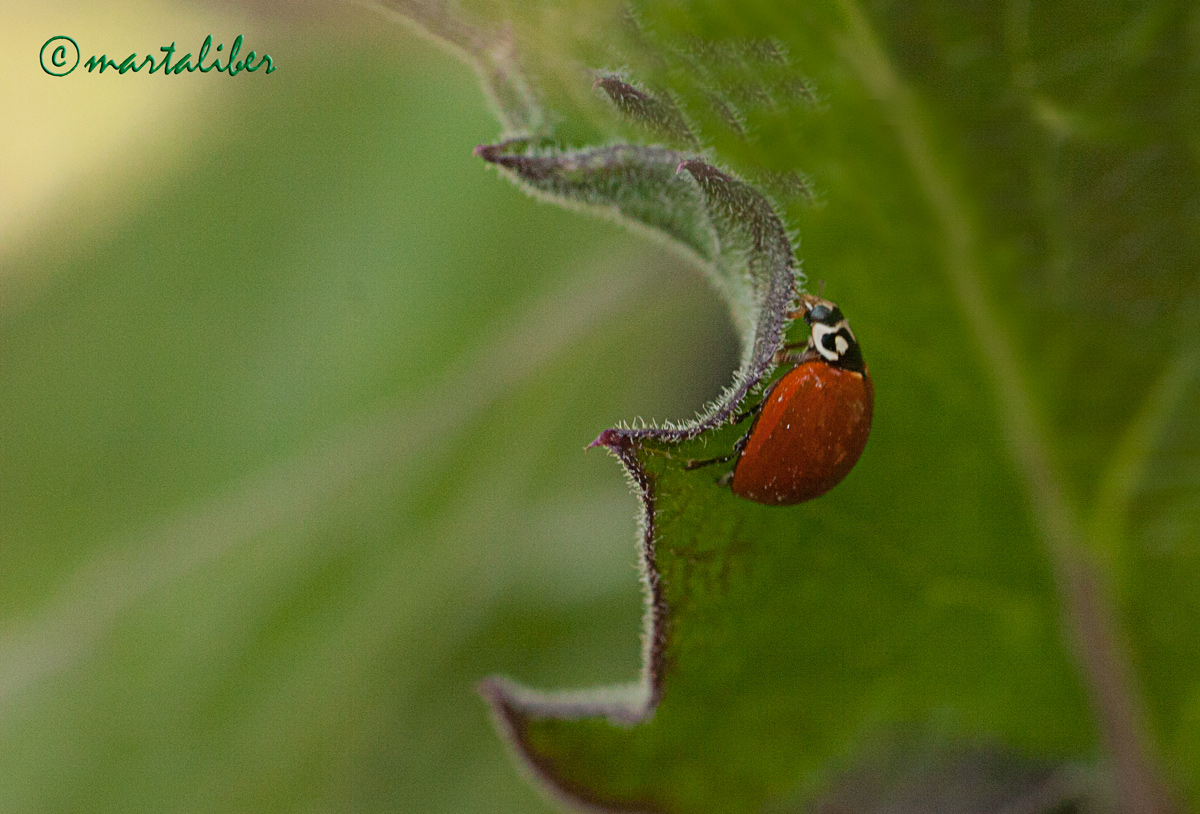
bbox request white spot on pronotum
[812,323,839,361]
[812,319,854,362]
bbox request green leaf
[379,1,1200,812]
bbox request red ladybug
[686,294,874,505]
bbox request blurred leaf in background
[0,3,738,812]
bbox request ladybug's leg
[681,372,772,471]
[645,403,757,469]
[773,345,821,366]
[772,345,805,365]
[712,431,752,485]
[682,426,752,471]
[682,451,735,470]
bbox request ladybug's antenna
[818,279,827,298]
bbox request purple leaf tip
[588,428,628,451]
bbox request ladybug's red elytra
[685,293,874,506]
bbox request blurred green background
[0,4,739,811]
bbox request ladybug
[685,294,874,505]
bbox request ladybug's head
[801,295,865,373]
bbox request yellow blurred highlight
[0,1,239,304]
